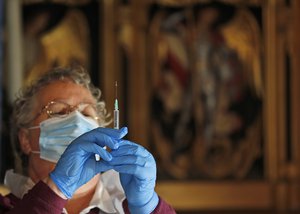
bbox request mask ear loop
[27,125,40,130]
[31,151,40,154]
[26,126,40,155]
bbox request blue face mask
[29,111,99,163]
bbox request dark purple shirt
[0,181,176,214]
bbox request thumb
[95,160,114,173]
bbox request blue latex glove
[107,139,159,214]
[50,127,128,198]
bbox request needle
[114,81,119,129]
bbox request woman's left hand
[106,139,159,214]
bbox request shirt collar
[80,173,117,214]
[4,169,35,198]
[4,169,125,214]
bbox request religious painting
[148,1,263,180]
[22,0,100,86]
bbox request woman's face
[19,79,97,183]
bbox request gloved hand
[50,127,128,198]
[107,139,159,214]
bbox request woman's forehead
[34,80,96,107]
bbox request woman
[0,67,175,214]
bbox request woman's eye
[82,112,91,117]
[82,106,97,118]
[58,108,69,114]
[49,108,69,117]
[81,110,96,118]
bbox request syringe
[96,82,119,161]
[114,81,119,129]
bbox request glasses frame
[29,100,99,124]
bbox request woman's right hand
[49,127,128,199]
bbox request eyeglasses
[31,100,99,122]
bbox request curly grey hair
[10,66,110,174]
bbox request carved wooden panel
[102,0,300,211]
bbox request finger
[110,143,150,158]
[86,143,112,161]
[114,139,135,146]
[112,165,155,180]
[94,159,114,173]
[82,157,114,177]
[107,155,153,167]
[78,130,120,149]
[96,127,128,139]
[112,140,145,149]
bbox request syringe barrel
[114,109,119,129]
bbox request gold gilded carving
[22,0,91,5]
[152,0,263,7]
[24,9,90,85]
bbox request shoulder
[0,185,10,196]
[0,193,20,211]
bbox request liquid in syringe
[114,81,119,129]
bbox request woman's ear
[18,128,32,155]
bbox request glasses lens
[47,102,70,117]
[46,101,98,121]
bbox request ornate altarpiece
[102,0,300,212]
[13,0,300,212]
